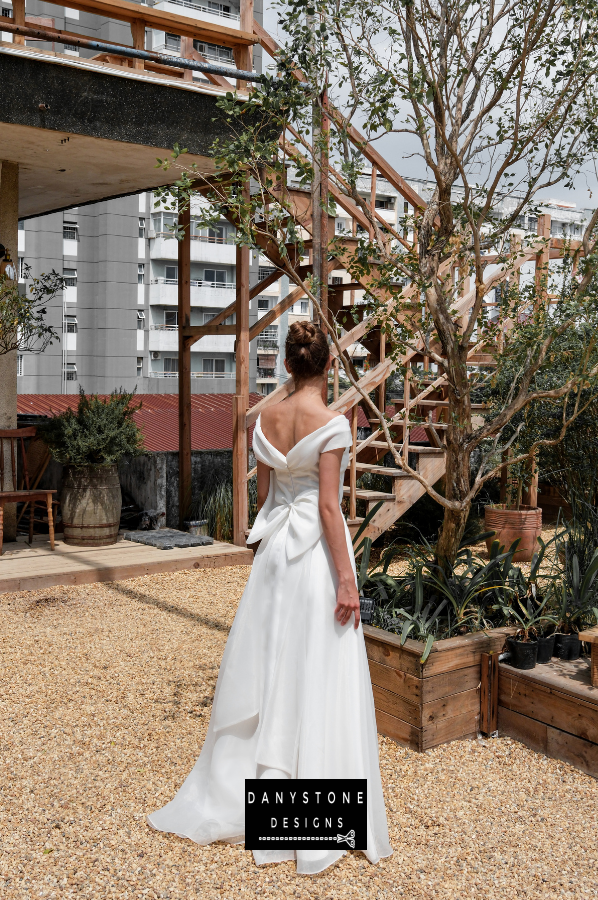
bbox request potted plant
[39,388,144,546]
[497,594,557,670]
[552,550,598,660]
[485,458,542,563]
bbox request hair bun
[288,321,317,345]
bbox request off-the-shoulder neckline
[256,413,347,460]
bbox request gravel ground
[1,564,598,899]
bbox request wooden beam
[13,0,25,44]
[178,205,192,529]
[130,18,145,71]
[232,223,250,546]
[24,0,257,47]
[184,323,236,340]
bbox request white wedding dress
[147,414,393,874]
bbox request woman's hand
[334,578,361,629]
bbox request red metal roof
[17,394,428,452]
[17,394,263,452]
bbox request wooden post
[369,165,377,242]
[13,0,25,44]
[234,0,254,90]
[180,37,194,82]
[178,204,192,529]
[402,362,410,465]
[349,405,358,521]
[333,356,339,402]
[232,222,250,546]
[480,651,499,736]
[535,213,551,308]
[522,453,539,509]
[130,19,145,70]
[378,328,386,413]
[499,449,509,505]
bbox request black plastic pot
[536,633,555,664]
[506,637,538,670]
[554,633,581,661]
[359,595,375,625]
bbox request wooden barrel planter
[363,624,513,751]
[61,464,122,546]
[484,505,542,562]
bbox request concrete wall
[119,449,239,527]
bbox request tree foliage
[0,264,63,355]
[157,0,598,566]
[39,388,145,467]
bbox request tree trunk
[435,504,470,570]
[435,378,472,569]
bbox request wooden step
[354,463,407,477]
[367,442,445,454]
[390,399,487,410]
[342,487,396,501]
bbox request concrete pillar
[0,160,19,541]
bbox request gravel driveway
[1,565,597,899]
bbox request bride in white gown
[148,321,393,875]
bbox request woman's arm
[319,449,360,629]
[257,460,272,511]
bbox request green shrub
[39,387,145,466]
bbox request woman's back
[259,393,341,458]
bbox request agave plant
[376,566,448,662]
[553,549,598,634]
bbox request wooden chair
[578,626,598,687]
[0,427,56,555]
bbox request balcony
[256,340,279,353]
[149,278,236,307]
[153,0,240,27]
[257,367,277,379]
[149,325,235,353]
[148,371,235,379]
[150,234,236,264]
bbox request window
[63,316,78,333]
[137,311,145,330]
[203,359,226,375]
[137,357,143,377]
[300,300,309,314]
[152,212,177,235]
[204,269,227,285]
[138,217,146,239]
[1,8,11,17]
[64,363,77,381]
[193,40,233,63]
[164,357,178,374]
[138,263,145,285]
[259,266,276,281]
[17,354,23,376]
[165,310,178,327]
[258,297,269,310]
[165,265,178,283]
[62,43,78,52]
[331,276,343,285]
[63,267,77,286]
[63,222,78,241]
[165,32,181,50]
[203,313,216,324]
[196,224,226,243]
[375,198,394,210]
[19,257,26,279]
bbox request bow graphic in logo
[335,830,355,848]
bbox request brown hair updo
[285,321,329,382]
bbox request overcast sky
[262,1,598,211]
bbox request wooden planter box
[363,624,513,751]
[498,658,598,778]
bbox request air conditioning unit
[151,351,160,360]
[148,229,156,240]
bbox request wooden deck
[0,535,253,594]
[499,658,598,778]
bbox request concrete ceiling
[3,123,217,219]
[0,44,244,218]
